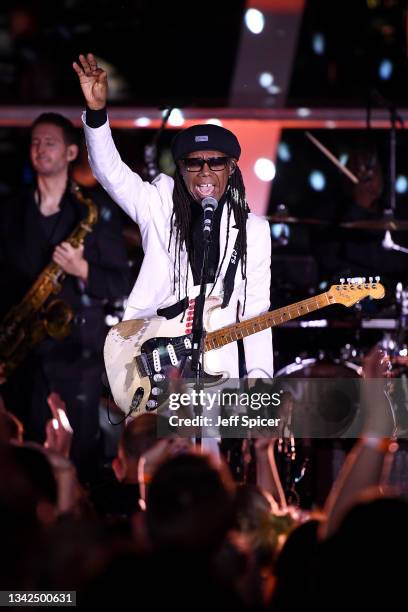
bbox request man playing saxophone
[0,113,130,484]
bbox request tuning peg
[346,277,351,283]
[368,276,373,283]
[340,278,345,284]
[375,275,380,282]
[361,277,366,284]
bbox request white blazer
[83,116,273,378]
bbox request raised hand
[362,347,390,379]
[73,53,108,110]
[361,347,396,437]
[44,392,73,459]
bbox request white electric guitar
[104,279,385,415]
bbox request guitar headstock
[328,276,385,307]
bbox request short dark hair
[31,113,79,147]
[146,453,235,554]
[120,414,158,461]
[11,443,58,506]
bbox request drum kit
[268,209,408,378]
[268,124,408,379]
[268,262,408,505]
[265,127,408,506]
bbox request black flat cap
[171,124,241,161]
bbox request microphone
[201,196,218,239]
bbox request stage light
[297,107,311,117]
[300,320,328,328]
[309,170,326,191]
[205,118,223,126]
[105,314,120,327]
[312,32,325,55]
[379,59,393,80]
[277,142,291,162]
[168,109,184,126]
[396,175,408,193]
[244,8,265,34]
[267,84,281,94]
[254,158,276,181]
[134,117,151,127]
[259,72,274,88]
[271,223,289,239]
[270,222,290,246]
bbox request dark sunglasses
[181,156,230,172]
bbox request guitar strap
[157,297,188,319]
[221,231,241,309]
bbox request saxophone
[0,182,98,377]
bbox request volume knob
[146,399,157,411]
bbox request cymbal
[267,215,328,225]
[341,219,408,230]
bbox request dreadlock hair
[168,163,250,314]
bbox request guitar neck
[205,291,333,351]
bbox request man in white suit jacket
[73,53,273,383]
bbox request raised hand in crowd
[362,346,390,379]
[44,392,73,460]
[255,438,287,512]
[320,346,397,539]
[73,53,108,110]
[361,347,396,438]
[43,392,86,516]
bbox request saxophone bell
[43,299,74,340]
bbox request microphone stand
[143,106,173,181]
[384,102,402,221]
[375,92,405,250]
[190,223,213,448]
[190,235,211,376]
